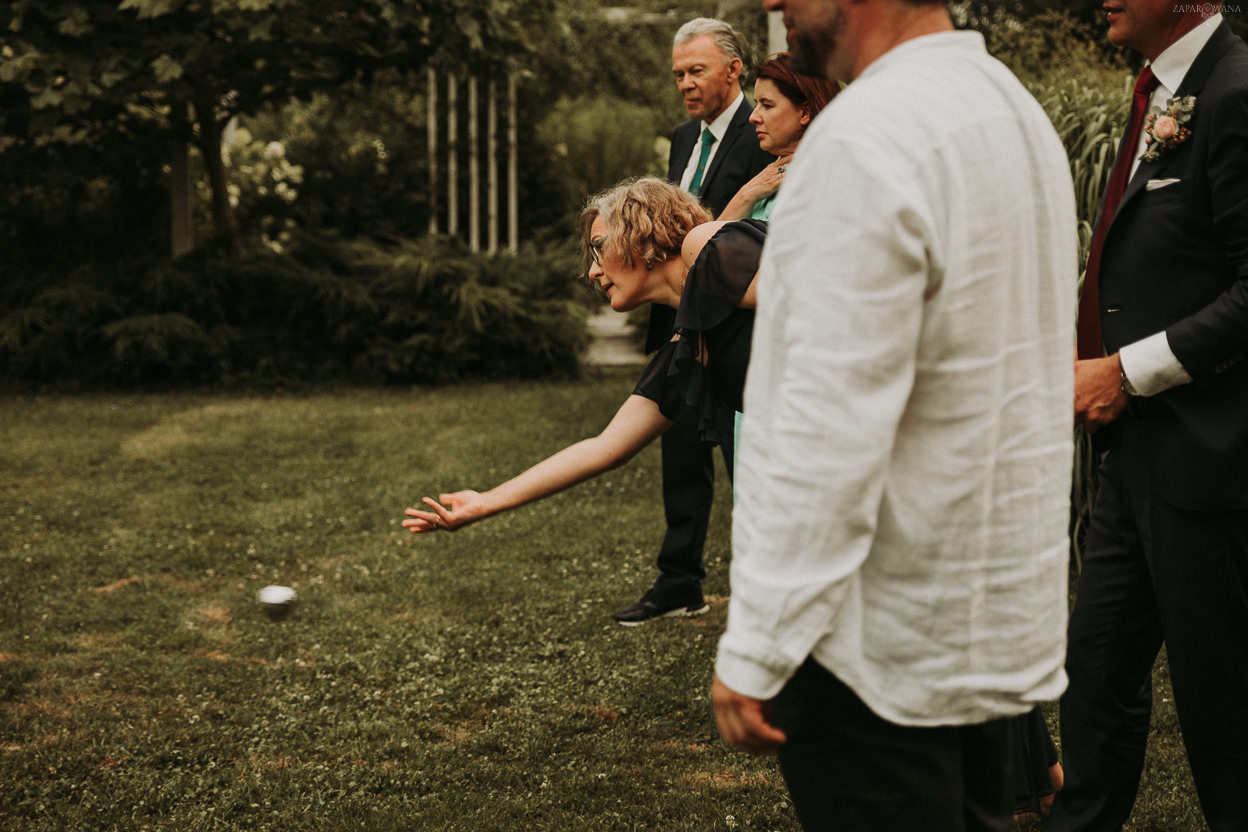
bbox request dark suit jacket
[647,96,774,353]
[1098,22,1248,509]
[667,97,776,217]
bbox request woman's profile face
[749,78,809,156]
[586,214,654,313]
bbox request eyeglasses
[589,238,606,267]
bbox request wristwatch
[1120,370,1139,397]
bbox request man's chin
[789,43,824,79]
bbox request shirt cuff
[714,632,799,701]
[1119,331,1192,397]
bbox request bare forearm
[482,435,631,515]
[718,191,755,222]
[404,395,671,532]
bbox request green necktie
[688,127,716,197]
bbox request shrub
[984,10,1126,90]
[538,96,669,212]
[237,84,431,242]
[322,231,593,385]
[0,232,590,391]
[1031,74,1131,263]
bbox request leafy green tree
[953,0,1103,29]
[0,0,549,246]
[955,0,1248,63]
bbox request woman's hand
[402,491,491,533]
[746,155,792,201]
[718,155,793,221]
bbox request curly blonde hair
[580,178,712,273]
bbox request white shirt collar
[1149,13,1222,94]
[703,91,745,140]
[857,30,986,82]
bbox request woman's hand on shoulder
[717,154,793,221]
[747,156,792,201]
[402,491,490,533]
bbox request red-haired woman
[720,53,840,222]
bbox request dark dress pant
[645,303,734,603]
[771,659,1013,832]
[649,420,734,601]
[1047,417,1248,832]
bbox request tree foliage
[0,0,552,241]
[956,0,1248,64]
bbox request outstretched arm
[403,394,672,533]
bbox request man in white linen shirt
[711,0,1076,829]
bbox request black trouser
[1047,420,1248,832]
[648,419,733,602]
[771,659,1013,832]
[644,303,734,603]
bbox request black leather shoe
[612,595,710,627]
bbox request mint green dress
[749,193,777,221]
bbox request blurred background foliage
[1,0,1222,390]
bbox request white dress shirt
[1117,14,1222,396]
[717,32,1075,726]
[678,92,747,193]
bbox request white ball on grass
[257,585,297,619]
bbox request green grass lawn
[0,371,1203,830]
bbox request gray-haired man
[616,17,773,626]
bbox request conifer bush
[0,232,590,390]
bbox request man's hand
[1075,353,1129,432]
[711,674,787,755]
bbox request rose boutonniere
[1141,95,1196,163]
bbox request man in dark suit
[1048,3,1248,829]
[612,17,774,626]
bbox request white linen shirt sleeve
[716,135,934,700]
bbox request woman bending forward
[404,177,765,534]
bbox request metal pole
[487,79,499,253]
[427,67,439,235]
[507,73,518,253]
[468,76,480,252]
[447,75,458,237]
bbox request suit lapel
[1117,154,1163,214]
[1115,22,1237,217]
[668,122,698,182]
[1175,21,1236,98]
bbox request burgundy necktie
[1076,67,1160,360]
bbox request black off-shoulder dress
[632,219,766,449]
